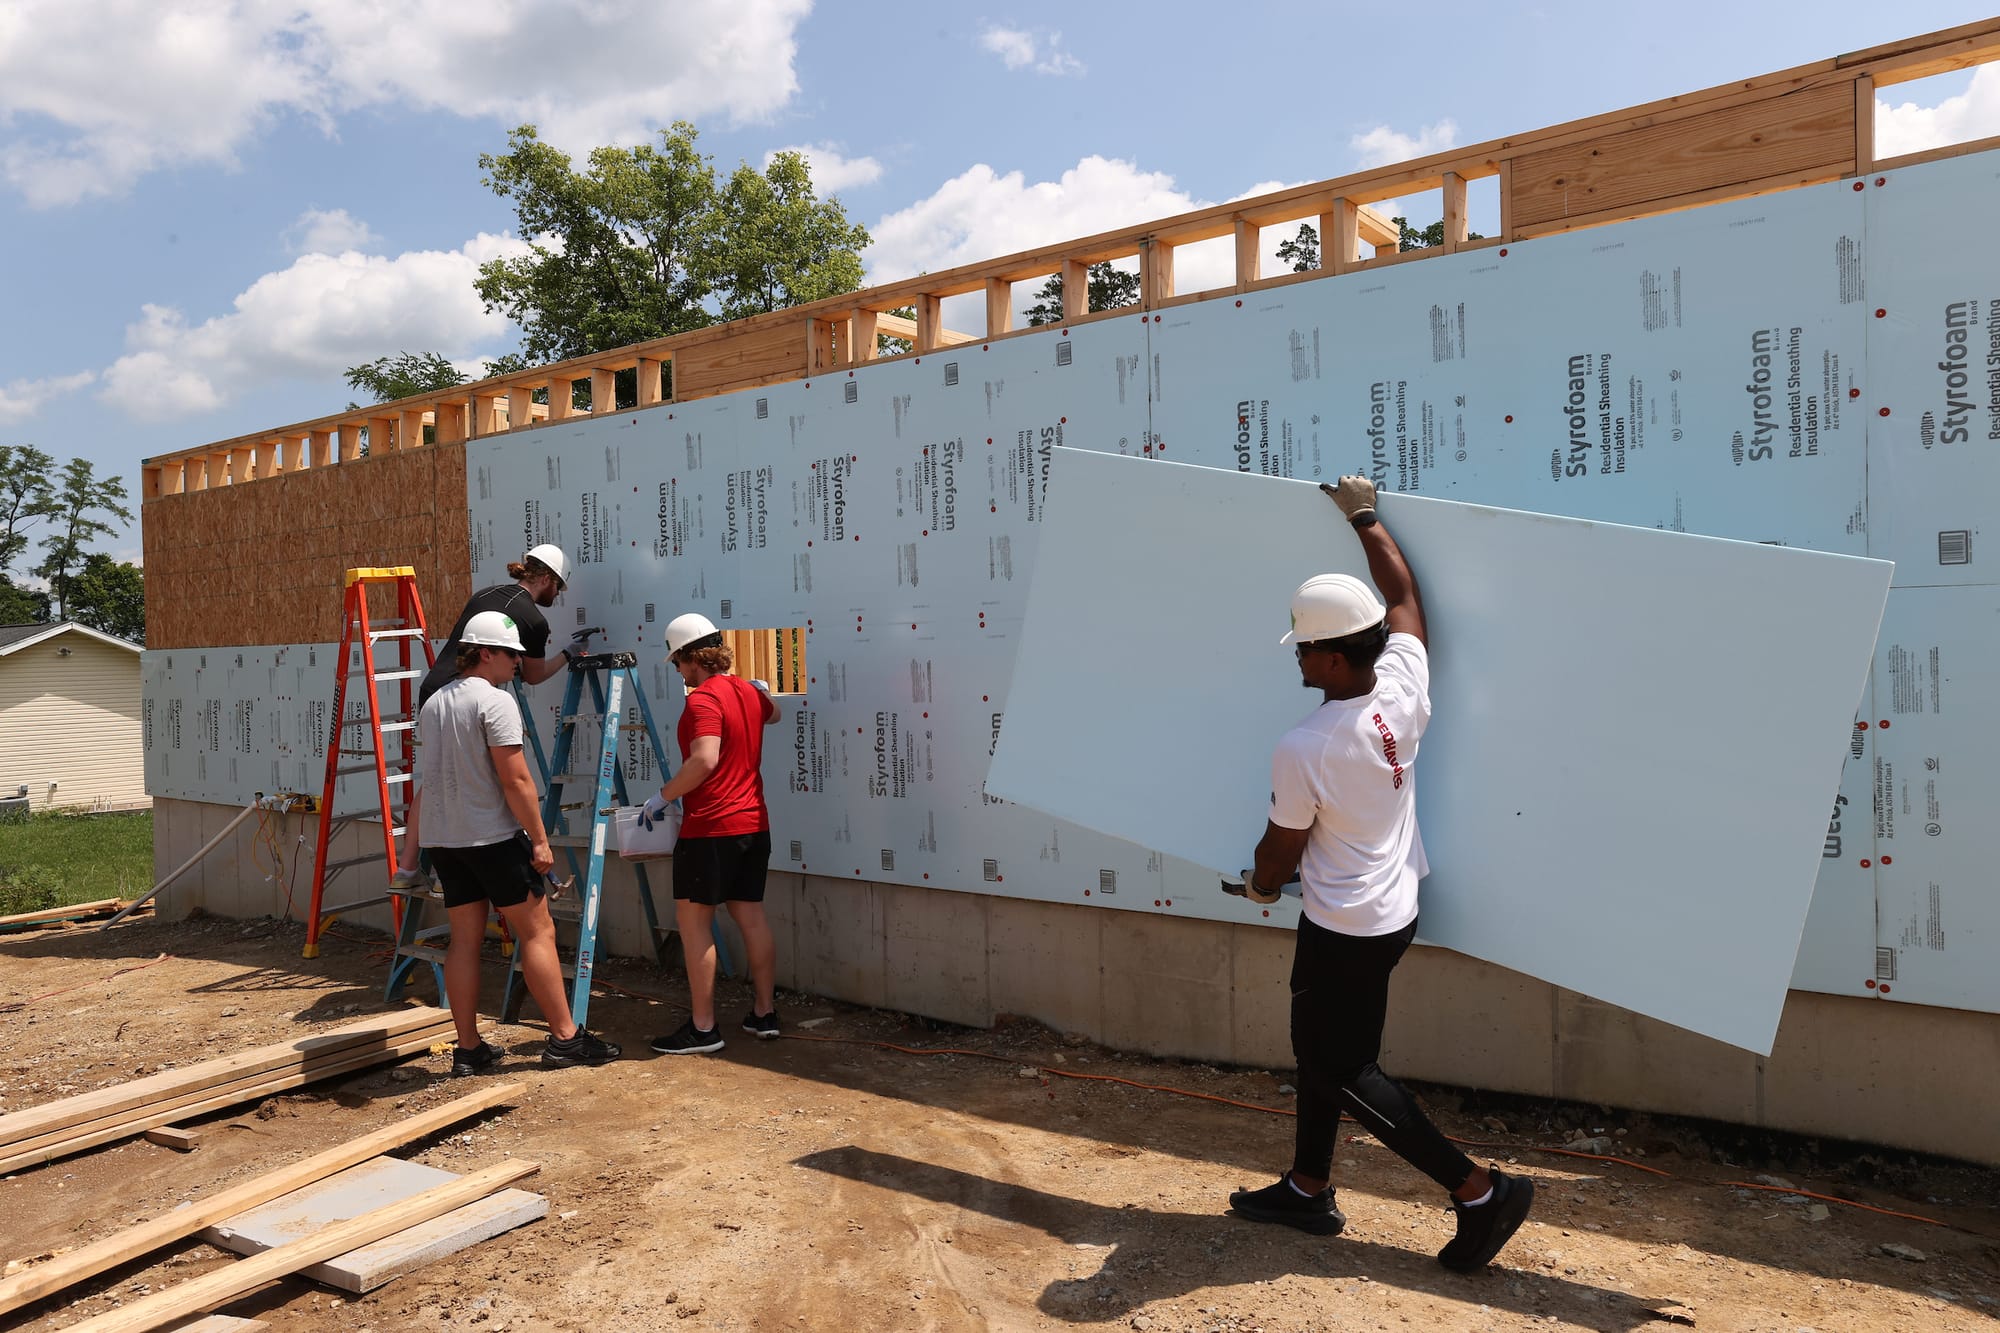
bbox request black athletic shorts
[672,830,772,906]
[429,834,545,910]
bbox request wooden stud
[916,294,942,352]
[985,278,1012,337]
[1442,171,1469,253]
[636,357,664,406]
[1855,74,1875,173]
[142,1125,199,1151]
[208,452,234,487]
[1326,199,1360,274]
[310,429,335,467]
[141,467,164,500]
[1060,259,1088,321]
[366,417,394,457]
[474,394,503,437]
[1234,219,1260,289]
[1141,238,1175,305]
[851,309,878,363]
[338,424,364,462]
[162,462,185,496]
[507,386,536,431]
[591,369,617,415]
[57,1159,539,1333]
[1497,159,1514,240]
[435,401,468,445]
[0,1083,520,1318]
[546,380,573,421]
[394,410,422,450]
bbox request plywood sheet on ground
[984,449,1891,1053]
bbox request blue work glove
[638,793,674,831]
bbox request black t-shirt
[418,584,552,707]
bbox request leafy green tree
[1022,263,1142,326]
[709,152,870,321]
[1276,214,1483,272]
[0,574,50,625]
[0,444,60,576]
[66,552,144,643]
[343,351,468,405]
[32,458,132,621]
[473,122,726,364]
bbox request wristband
[1350,511,1380,529]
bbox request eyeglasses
[502,647,522,660]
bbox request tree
[344,351,468,404]
[473,122,726,364]
[66,552,144,643]
[1276,215,1485,272]
[0,444,60,577]
[1022,263,1142,326]
[0,574,49,625]
[32,458,132,622]
[709,152,870,321]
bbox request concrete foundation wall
[154,796,2000,1167]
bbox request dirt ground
[1,917,1996,1333]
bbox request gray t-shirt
[415,675,525,848]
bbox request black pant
[1290,914,1474,1192]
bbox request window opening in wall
[720,626,807,694]
[1874,68,1998,163]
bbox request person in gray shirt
[417,610,620,1074]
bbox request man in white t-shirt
[416,610,620,1076]
[1224,476,1534,1273]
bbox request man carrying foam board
[1224,475,1533,1273]
[417,609,621,1074]
[639,613,784,1054]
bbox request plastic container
[612,803,681,859]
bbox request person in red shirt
[640,613,782,1054]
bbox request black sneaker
[741,1009,781,1040]
[1228,1175,1347,1235]
[1438,1168,1536,1272]
[650,1019,725,1055]
[541,1028,621,1068]
[449,1040,505,1078]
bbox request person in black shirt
[393,544,596,887]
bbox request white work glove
[563,626,598,659]
[1221,868,1282,906]
[638,792,677,831]
[749,678,770,696]
[1321,475,1377,524]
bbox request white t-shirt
[415,675,525,848]
[1268,632,1430,936]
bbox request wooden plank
[142,1126,199,1151]
[1854,74,1875,173]
[1511,163,1854,240]
[1233,219,1260,289]
[0,1008,451,1148]
[0,1029,451,1174]
[58,1159,539,1333]
[472,394,503,437]
[506,386,535,432]
[985,278,1011,337]
[1509,82,1856,230]
[1327,200,1359,275]
[433,401,467,445]
[1060,259,1087,322]
[875,312,976,346]
[850,309,878,363]
[0,1084,520,1318]
[0,898,121,927]
[338,424,364,462]
[1140,239,1174,306]
[590,368,617,415]
[309,429,334,467]
[1873,129,2000,172]
[1441,172,1468,253]
[635,357,664,406]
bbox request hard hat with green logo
[461,610,526,652]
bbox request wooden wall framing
[135,19,2000,646]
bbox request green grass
[0,809,155,916]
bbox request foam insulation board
[985,449,1890,1053]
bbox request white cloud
[1348,119,1460,170]
[978,25,1084,76]
[286,207,380,256]
[98,233,531,419]
[0,370,96,424]
[0,0,813,205]
[766,143,884,194]
[1876,66,2000,160]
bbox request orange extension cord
[779,1032,1975,1234]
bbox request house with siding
[0,623,148,811]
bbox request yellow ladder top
[344,566,418,586]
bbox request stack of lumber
[0,1007,454,1175]
[0,1083,522,1322]
[0,899,146,932]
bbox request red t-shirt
[676,674,774,837]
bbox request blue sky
[2,1,1995,560]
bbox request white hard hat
[664,612,722,656]
[524,543,570,588]
[462,609,526,652]
[1279,574,1387,645]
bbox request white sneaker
[389,865,432,889]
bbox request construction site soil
[2,915,1995,1332]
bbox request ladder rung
[371,670,423,682]
[368,629,426,640]
[341,715,412,727]
[322,853,388,872]
[318,892,391,915]
[393,944,451,965]
[381,721,417,734]
[335,762,411,778]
